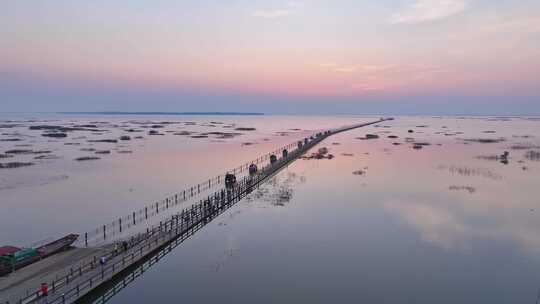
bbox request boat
[0,234,79,276]
[36,234,79,258]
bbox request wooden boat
[36,234,79,258]
[0,234,79,276]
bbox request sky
[1,0,539,115]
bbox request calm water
[2,115,540,303]
[0,114,376,245]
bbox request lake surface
[2,115,540,303]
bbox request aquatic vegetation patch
[173,131,193,136]
[0,162,34,169]
[476,155,502,161]
[148,130,164,135]
[74,156,100,161]
[438,165,502,180]
[510,143,540,150]
[525,150,540,161]
[124,128,143,133]
[74,124,98,128]
[276,132,291,136]
[5,149,33,154]
[5,149,51,155]
[201,131,243,138]
[1,132,29,138]
[301,147,334,160]
[245,172,305,206]
[0,138,22,142]
[34,155,61,160]
[87,139,118,143]
[352,170,366,176]
[449,185,476,194]
[357,134,379,140]
[461,138,506,144]
[0,124,21,128]
[235,127,256,131]
[42,133,68,138]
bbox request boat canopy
[0,246,19,256]
[1,248,37,264]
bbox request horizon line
[57,111,266,116]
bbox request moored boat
[0,234,79,276]
[36,234,79,258]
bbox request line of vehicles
[224,132,330,189]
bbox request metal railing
[78,140,306,248]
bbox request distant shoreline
[57,112,265,116]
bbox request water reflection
[384,200,470,250]
[4,115,540,303]
[1,114,376,246]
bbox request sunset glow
[1,1,539,113]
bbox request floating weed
[525,150,540,161]
[449,185,476,194]
[438,165,502,180]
